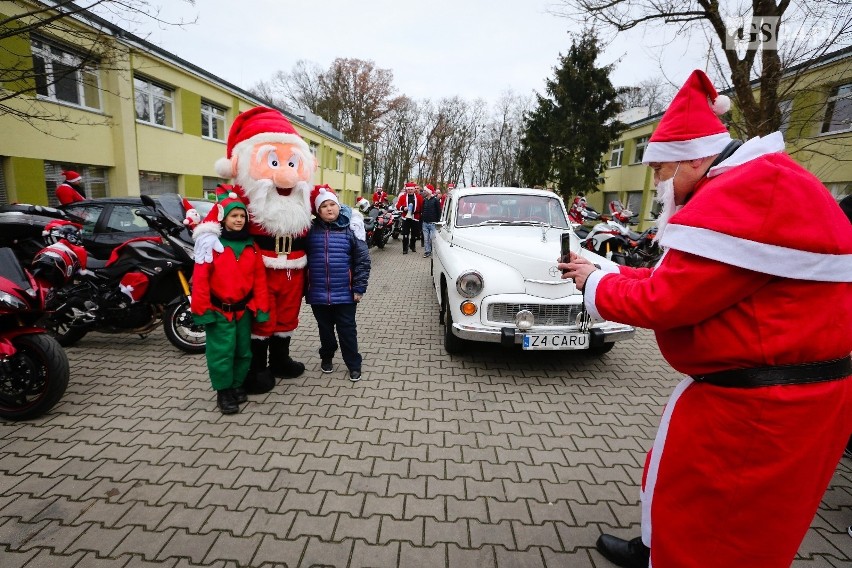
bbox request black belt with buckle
[692,356,851,388]
[254,235,306,254]
[211,291,253,313]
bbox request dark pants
[402,218,420,252]
[310,303,362,371]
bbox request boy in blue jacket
[305,185,371,381]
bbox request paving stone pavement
[1,236,850,568]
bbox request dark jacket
[421,196,441,223]
[305,205,371,305]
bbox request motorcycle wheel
[43,305,89,347]
[163,302,205,354]
[0,333,70,421]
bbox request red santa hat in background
[215,106,311,178]
[310,184,339,215]
[201,186,248,224]
[642,70,732,164]
[60,170,82,184]
[447,183,456,190]
[404,182,416,190]
[423,183,434,197]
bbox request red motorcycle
[0,247,70,420]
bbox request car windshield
[455,194,569,228]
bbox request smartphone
[560,232,572,273]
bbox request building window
[139,171,178,195]
[309,141,319,158]
[134,76,174,128]
[203,176,227,200]
[31,36,100,110]
[201,102,226,140]
[821,83,852,134]
[609,143,624,168]
[354,158,361,175]
[626,191,643,217]
[633,136,649,164]
[44,162,109,207]
[336,152,343,172]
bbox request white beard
[653,176,679,243]
[237,175,312,237]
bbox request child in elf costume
[191,190,270,414]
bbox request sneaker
[349,370,362,382]
[410,247,416,253]
[402,250,408,255]
[423,252,430,257]
[321,359,334,373]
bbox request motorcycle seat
[87,257,109,270]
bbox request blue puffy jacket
[305,205,371,305]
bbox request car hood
[451,225,572,283]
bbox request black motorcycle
[40,195,205,354]
[0,247,69,421]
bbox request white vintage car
[431,187,635,355]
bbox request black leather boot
[243,338,274,394]
[595,535,650,568]
[268,336,305,378]
[216,389,239,414]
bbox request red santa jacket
[191,239,270,324]
[586,151,852,375]
[396,192,424,221]
[56,183,84,205]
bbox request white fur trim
[192,221,221,241]
[215,157,234,178]
[583,269,608,321]
[707,132,785,177]
[350,211,366,241]
[262,255,308,270]
[273,331,293,338]
[641,377,694,548]
[643,132,733,164]
[712,94,731,115]
[661,224,852,282]
[240,179,313,237]
[314,187,339,213]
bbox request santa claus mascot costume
[193,107,315,393]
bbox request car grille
[487,303,583,326]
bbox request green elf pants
[204,312,252,391]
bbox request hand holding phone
[560,232,572,273]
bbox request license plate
[522,332,589,350]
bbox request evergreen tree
[518,30,623,196]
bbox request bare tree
[617,78,675,117]
[552,1,852,137]
[1,0,195,133]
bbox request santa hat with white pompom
[642,70,733,164]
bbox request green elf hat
[204,186,248,224]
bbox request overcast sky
[127,0,707,106]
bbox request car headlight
[456,270,484,298]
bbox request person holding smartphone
[560,70,852,568]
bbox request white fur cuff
[192,221,221,241]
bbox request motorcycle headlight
[0,292,27,311]
[456,271,484,298]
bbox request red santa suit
[583,71,852,568]
[56,170,85,205]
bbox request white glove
[194,231,224,264]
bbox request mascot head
[215,107,316,235]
